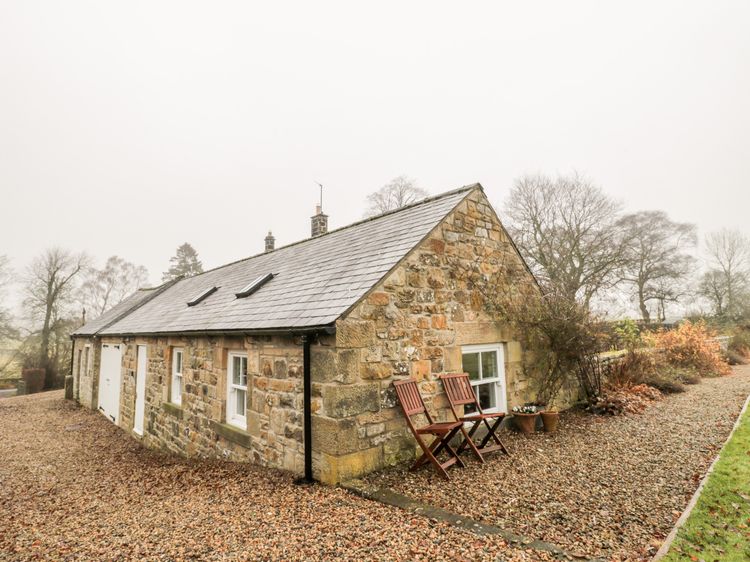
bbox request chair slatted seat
[393,378,477,479]
[439,373,510,461]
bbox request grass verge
[662,401,750,561]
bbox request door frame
[133,345,148,436]
[97,343,123,424]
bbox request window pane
[236,389,246,416]
[241,357,248,386]
[477,382,496,410]
[481,351,498,380]
[176,351,182,374]
[175,374,182,397]
[233,356,241,385]
[462,353,480,381]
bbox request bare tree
[617,211,697,323]
[81,256,149,317]
[0,255,15,341]
[364,175,428,217]
[162,243,203,282]
[504,172,624,307]
[697,269,729,318]
[701,229,750,319]
[23,248,88,386]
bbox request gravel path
[0,391,557,561]
[365,366,750,561]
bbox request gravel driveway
[364,366,750,561]
[0,391,555,562]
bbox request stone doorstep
[342,480,605,562]
[652,392,750,561]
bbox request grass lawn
[663,400,750,561]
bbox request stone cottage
[71,184,539,484]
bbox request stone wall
[72,337,100,409]
[74,333,314,476]
[313,188,541,483]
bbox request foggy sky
[1,1,749,301]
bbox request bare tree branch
[364,175,429,217]
[504,171,624,307]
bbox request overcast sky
[1,1,749,297]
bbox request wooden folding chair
[439,373,510,461]
[393,378,471,479]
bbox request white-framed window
[171,348,184,405]
[227,352,248,429]
[461,344,507,415]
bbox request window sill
[162,401,183,420]
[210,420,252,448]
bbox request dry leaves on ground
[365,366,750,561]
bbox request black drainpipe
[302,334,313,482]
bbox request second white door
[134,345,147,435]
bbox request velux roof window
[186,286,218,307]
[235,273,274,298]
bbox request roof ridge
[191,183,482,279]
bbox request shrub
[726,349,749,366]
[588,384,662,415]
[612,318,641,350]
[480,273,608,408]
[21,368,45,394]
[671,366,701,385]
[642,372,686,394]
[728,326,750,358]
[644,321,731,377]
[608,350,657,388]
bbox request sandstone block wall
[313,188,542,482]
[74,334,313,476]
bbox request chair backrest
[440,373,479,407]
[393,378,426,417]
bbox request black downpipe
[302,335,313,482]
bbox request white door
[133,345,147,435]
[97,343,123,424]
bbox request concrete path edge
[342,479,605,562]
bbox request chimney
[264,231,275,252]
[311,204,328,237]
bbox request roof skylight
[235,273,274,298]
[187,286,218,307]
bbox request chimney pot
[264,230,275,252]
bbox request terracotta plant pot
[513,412,538,434]
[540,411,559,433]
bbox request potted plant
[540,406,559,433]
[511,404,539,434]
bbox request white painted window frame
[171,348,184,405]
[227,352,248,429]
[461,343,508,414]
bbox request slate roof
[77,185,478,337]
[73,285,173,336]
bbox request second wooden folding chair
[393,378,480,479]
[439,372,510,461]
